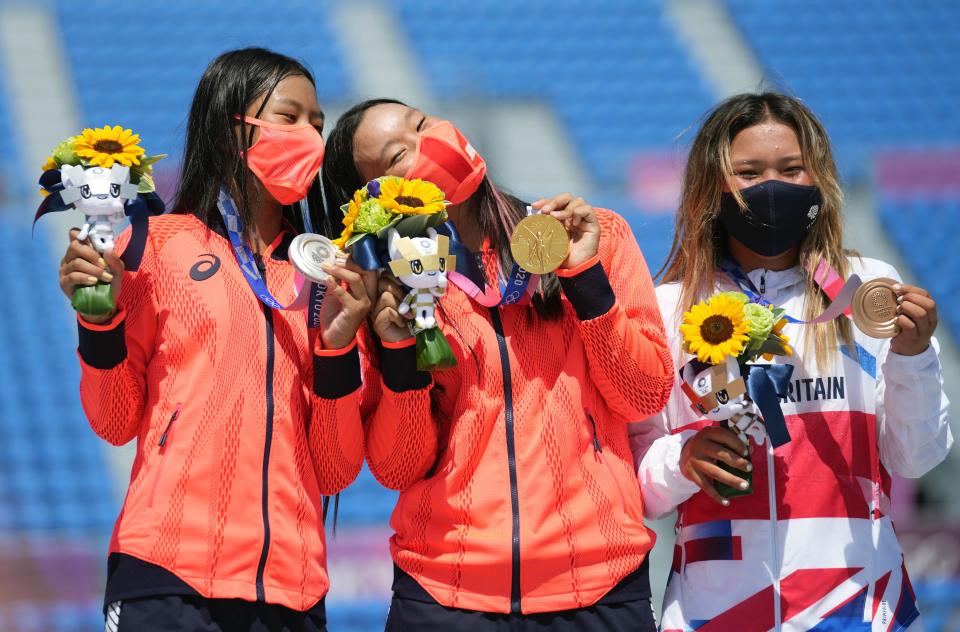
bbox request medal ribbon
[720,257,878,377]
[719,258,862,324]
[435,221,537,307]
[217,186,327,328]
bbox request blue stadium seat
[0,217,116,537]
[725,0,960,182]
[326,600,390,632]
[877,197,960,337]
[392,0,713,189]
[54,0,352,161]
[0,49,22,203]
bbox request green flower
[742,302,775,341]
[52,136,81,166]
[721,291,749,305]
[353,199,397,234]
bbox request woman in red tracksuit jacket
[57,48,370,631]
[321,98,673,631]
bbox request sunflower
[41,155,58,172]
[680,294,750,364]
[378,177,445,216]
[74,125,145,168]
[332,188,366,247]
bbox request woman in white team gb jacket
[630,93,952,632]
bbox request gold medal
[851,277,901,338]
[509,214,569,274]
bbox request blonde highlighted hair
[659,92,855,369]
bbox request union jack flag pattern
[632,257,951,632]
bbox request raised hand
[318,261,374,350]
[891,283,938,356]
[531,193,600,270]
[59,228,122,323]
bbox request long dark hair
[172,47,325,235]
[322,99,562,320]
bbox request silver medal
[289,233,338,283]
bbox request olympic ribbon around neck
[720,258,863,325]
[435,222,537,307]
[743,364,794,448]
[216,186,326,328]
[721,257,879,376]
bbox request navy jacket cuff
[381,343,431,393]
[558,261,616,320]
[78,317,127,369]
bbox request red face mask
[404,120,487,205]
[242,115,325,205]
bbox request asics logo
[190,254,221,281]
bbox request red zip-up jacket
[77,214,364,611]
[363,209,673,614]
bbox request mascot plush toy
[387,227,457,371]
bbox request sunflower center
[700,314,735,344]
[395,195,424,208]
[93,140,124,154]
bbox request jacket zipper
[158,404,181,447]
[489,307,522,614]
[149,403,182,507]
[254,253,276,602]
[766,439,782,630]
[585,407,602,454]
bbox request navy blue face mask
[719,180,823,257]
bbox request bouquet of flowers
[334,176,456,371]
[680,291,792,365]
[678,291,794,498]
[36,126,165,315]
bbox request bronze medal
[289,233,339,283]
[851,277,901,338]
[509,214,569,274]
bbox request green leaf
[71,281,115,315]
[344,232,370,248]
[390,211,449,238]
[415,328,457,371]
[757,336,790,357]
[742,337,764,358]
[372,215,404,239]
[136,172,156,194]
[139,153,166,168]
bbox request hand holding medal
[847,276,938,354]
[511,193,599,273]
[889,283,939,356]
[287,234,375,351]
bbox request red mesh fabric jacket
[76,214,364,611]
[363,209,673,614]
